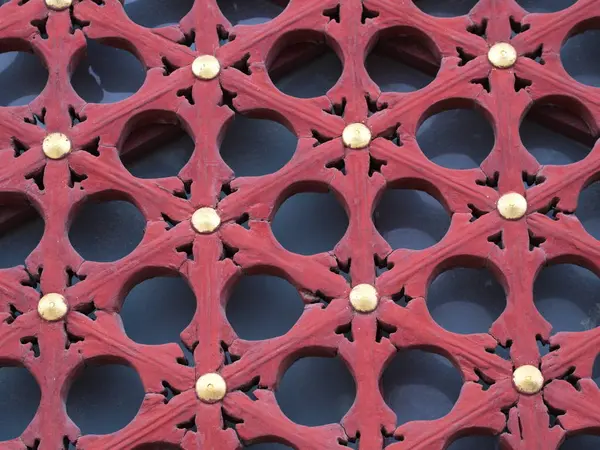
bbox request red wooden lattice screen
[1,0,599,449]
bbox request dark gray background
[1,0,600,448]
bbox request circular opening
[427,267,506,334]
[417,107,495,169]
[67,362,145,435]
[0,366,40,440]
[267,32,342,98]
[383,350,462,425]
[413,0,478,17]
[72,40,146,104]
[366,27,439,93]
[276,356,355,426]
[124,0,194,28]
[121,275,196,348]
[217,0,289,26]
[534,263,600,333]
[69,199,145,262]
[594,355,600,384]
[577,182,600,240]
[0,195,44,268]
[220,116,296,177]
[121,119,195,179]
[447,435,500,450]
[272,191,348,255]
[516,0,576,13]
[226,274,304,340]
[0,50,47,107]
[559,435,600,450]
[374,189,450,250]
[520,99,594,165]
[561,28,600,88]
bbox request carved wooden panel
[0,0,598,449]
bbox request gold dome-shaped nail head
[488,42,518,69]
[38,293,68,321]
[342,123,372,149]
[196,373,227,403]
[349,284,379,313]
[497,192,527,220]
[191,207,221,234]
[513,365,544,394]
[44,0,72,11]
[42,133,72,160]
[192,55,221,80]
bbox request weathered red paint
[0,0,598,449]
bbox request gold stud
[192,55,220,80]
[44,0,72,11]
[488,43,518,69]
[196,373,227,403]
[349,284,378,313]
[38,293,68,322]
[342,123,371,149]
[497,192,527,220]
[42,133,72,160]
[513,365,544,394]
[191,207,221,234]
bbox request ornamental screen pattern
[0,0,599,449]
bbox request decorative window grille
[0,0,599,449]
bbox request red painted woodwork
[0,0,599,449]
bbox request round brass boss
[192,55,221,80]
[44,0,72,10]
[342,123,371,149]
[497,192,527,220]
[349,284,378,312]
[42,133,72,160]
[191,207,221,234]
[196,373,227,403]
[488,43,517,69]
[38,293,68,321]
[513,365,544,394]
